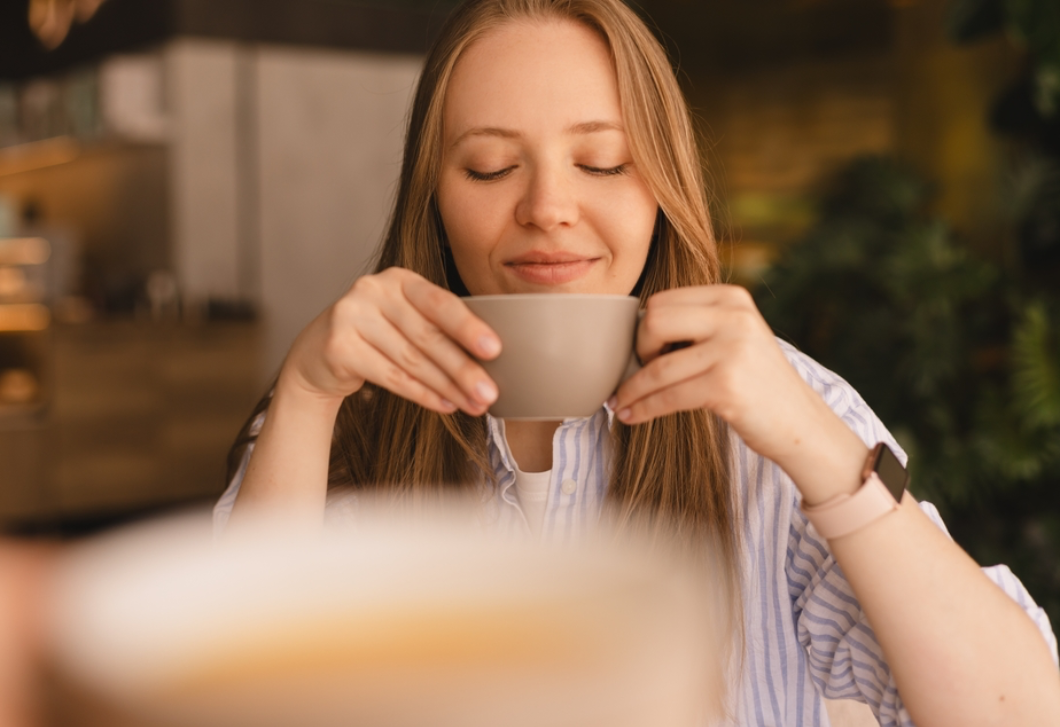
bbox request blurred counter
[0,320,263,534]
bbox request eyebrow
[450,120,623,148]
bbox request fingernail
[475,380,498,404]
[478,335,501,358]
[440,399,456,412]
[617,408,632,422]
[606,395,617,410]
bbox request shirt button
[561,478,577,495]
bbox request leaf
[1005,156,1060,222]
[1004,0,1060,57]
[1012,302,1060,427]
[974,388,1059,482]
[1035,63,1060,117]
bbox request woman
[216,0,1060,725]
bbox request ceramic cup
[463,294,640,420]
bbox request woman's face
[436,19,658,296]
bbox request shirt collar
[486,415,516,474]
[485,405,615,476]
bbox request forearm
[227,370,345,532]
[834,497,1060,726]
[613,289,1060,722]
[782,403,1060,726]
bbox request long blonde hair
[230,0,736,568]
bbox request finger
[645,283,757,311]
[615,342,719,412]
[355,313,488,414]
[637,304,726,364]
[376,291,499,409]
[614,373,716,426]
[351,336,464,415]
[401,275,502,360]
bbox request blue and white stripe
[215,338,1058,726]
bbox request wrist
[274,366,349,415]
[776,398,869,507]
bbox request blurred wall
[256,46,420,375]
[167,40,244,307]
[163,40,420,376]
[673,0,1022,278]
[892,0,1019,258]
[692,55,895,253]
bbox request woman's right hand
[280,267,501,416]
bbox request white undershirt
[514,466,552,535]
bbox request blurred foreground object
[0,540,56,727]
[45,507,727,727]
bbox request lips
[504,251,599,285]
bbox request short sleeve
[780,340,1059,726]
[789,501,912,725]
[789,499,1058,727]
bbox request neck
[503,419,562,473]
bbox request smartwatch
[801,443,909,540]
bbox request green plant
[755,155,1060,627]
[948,0,1060,278]
[947,0,1060,117]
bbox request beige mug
[463,294,640,420]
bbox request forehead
[444,19,623,138]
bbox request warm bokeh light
[0,238,50,266]
[0,138,80,178]
[0,303,49,332]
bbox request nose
[514,162,580,232]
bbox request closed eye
[465,166,516,182]
[580,164,628,177]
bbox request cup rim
[462,294,639,302]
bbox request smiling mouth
[504,255,599,285]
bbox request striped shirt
[215,339,1058,726]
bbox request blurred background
[0,0,1057,625]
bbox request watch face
[876,445,909,501]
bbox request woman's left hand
[611,285,841,469]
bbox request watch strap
[801,471,902,540]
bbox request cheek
[440,195,495,256]
[436,176,502,292]
[601,185,657,257]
